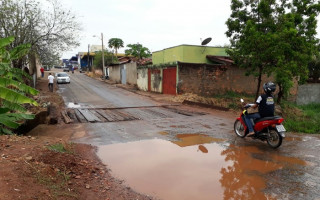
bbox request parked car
[55,72,70,84]
[63,66,70,72]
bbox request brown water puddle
[97,135,307,200]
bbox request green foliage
[108,38,124,56]
[213,91,255,99]
[226,0,320,103]
[125,43,151,59]
[308,53,320,82]
[0,36,39,135]
[282,102,320,134]
[138,62,176,69]
[93,50,118,70]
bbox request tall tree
[93,50,117,70]
[225,0,320,103]
[125,43,151,59]
[0,0,81,69]
[108,38,124,56]
[308,53,320,83]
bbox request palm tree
[108,38,124,56]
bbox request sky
[60,0,232,59]
[60,0,320,59]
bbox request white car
[55,72,70,84]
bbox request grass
[213,91,255,100]
[282,102,320,134]
[47,143,74,153]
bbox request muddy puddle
[97,134,308,200]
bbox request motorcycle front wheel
[267,129,282,148]
[234,120,246,138]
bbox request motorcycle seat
[254,116,282,123]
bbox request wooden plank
[96,110,115,122]
[90,110,107,122]
[74,109,88,123]
[78,109,101,122]
[67,110,79,123]
[61,110,73,124]
[114,110,137,120]
[104,110,125,121]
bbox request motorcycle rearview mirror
[240,99,244,103]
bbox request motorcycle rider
[245,81,276,137]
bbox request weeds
[47,143,74,154]
[25,160,77,199]
[282,102,320,134]
[213,91,255,100]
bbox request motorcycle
[234,99,286,148]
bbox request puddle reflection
[173,133,225,147]
[97,137,307,200]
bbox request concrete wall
[125,63,137,85]
[137,68,148,91]
[296,83,320,105]
[150,69,162,93]
[109,65,121,83]
[152,45,228,65]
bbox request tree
[308,53,320,83]
[226,0,320,103]
[0,0,81,69]
[0,36,39,134]
[125,43,151,59]
[93,50,118,70]
[108,38,124,56]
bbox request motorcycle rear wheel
[234,120,246,138]
[267,129,282,148]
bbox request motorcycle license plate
[276,125,286,132]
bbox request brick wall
[177,63,297,96]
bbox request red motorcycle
[234,99,286,148]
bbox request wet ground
[53,69,320,200]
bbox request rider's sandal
[247,132,255,137]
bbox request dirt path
[0,75,153,200]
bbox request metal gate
[163,67,177,95]
[121,65,126,84]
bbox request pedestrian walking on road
[40,67,44,78]
[48,73,54,92]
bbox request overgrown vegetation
[0,36,39,134]
[282,102,320,134]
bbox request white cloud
[60,0,320,59]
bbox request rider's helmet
[263,81,276,94]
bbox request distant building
[90,45,105,52]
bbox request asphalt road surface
[56,70,320,200]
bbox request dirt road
[2,68,319,200]
[48,69,320,200]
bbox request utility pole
[101,33,105,80]
[87,44,90,71]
